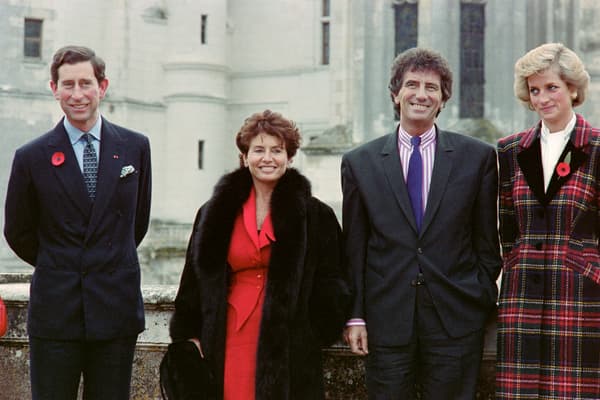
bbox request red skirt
[223,267,267,400]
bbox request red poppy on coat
[556,162,570,177]
[51,152,65,166]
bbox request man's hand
[344,325,368,355]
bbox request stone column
[162,0,229,222]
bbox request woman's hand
[188,338,204,358]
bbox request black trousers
[29,335,138,400]
[366,281,484,400]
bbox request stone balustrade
[0,274,497,399]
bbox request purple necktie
[407,136,423,231]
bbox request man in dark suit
[342,48,501,399]
[4,45,151,400]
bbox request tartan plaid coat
[496,114,600,399]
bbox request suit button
[535,242,543,250]
[417,248,423,254]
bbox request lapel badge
[556,151,571,178]
[51,152,65,166]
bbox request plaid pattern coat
[496,114,600,399]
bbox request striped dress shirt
[397,124,436,213]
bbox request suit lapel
[544,142,587,202]
[420,128,453,236]
[381,132,419,232]
[46,121,93,218]
[516,128,546,204]
[85,119,123,241]
[545,116,591,202]
[518,115,591,205]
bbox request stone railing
[0,274,497,399]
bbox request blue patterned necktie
[407,135,423,231]
[82,133,98,200]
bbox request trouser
[366,278,484,400]
[29,335,138,400]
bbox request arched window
[393,0,418,56]
[460,1,485,118]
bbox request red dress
[223,188,274,400]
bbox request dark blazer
[341,127,501,347]
[4,117,152,340]
[169,168,349,399]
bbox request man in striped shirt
[341,47,501,399]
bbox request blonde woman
[497,43,600,399]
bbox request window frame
[459,1,486,118]
[24,18,43,59]
[321,0,331,65]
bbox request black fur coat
[169,167,350,399]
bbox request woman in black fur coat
[169,110,350,399]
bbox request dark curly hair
[388,48,453,118]
[235,110,302,167]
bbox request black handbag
[160,340,216,400]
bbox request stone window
[460,1,485,118]
[393,0,418,56]
[321,0,330,65]
[24,18,43,58]
[201,14,208,44]
[198,140,204,169]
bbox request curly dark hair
[388,48,453,117]
[235,110,302,167]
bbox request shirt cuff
[346,318,366,327]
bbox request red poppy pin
[556,162,570,177]
[51,152,65,166]
[556,151,571,177]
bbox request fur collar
[191,167,312,275]
[209,167,311,222]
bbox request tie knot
[82,133,94,145]
[411,136,421,147]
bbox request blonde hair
[514,43,590,110]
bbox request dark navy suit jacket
[4,117,151,340]
[341,127,501,347]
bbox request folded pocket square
[120,165,136,178]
